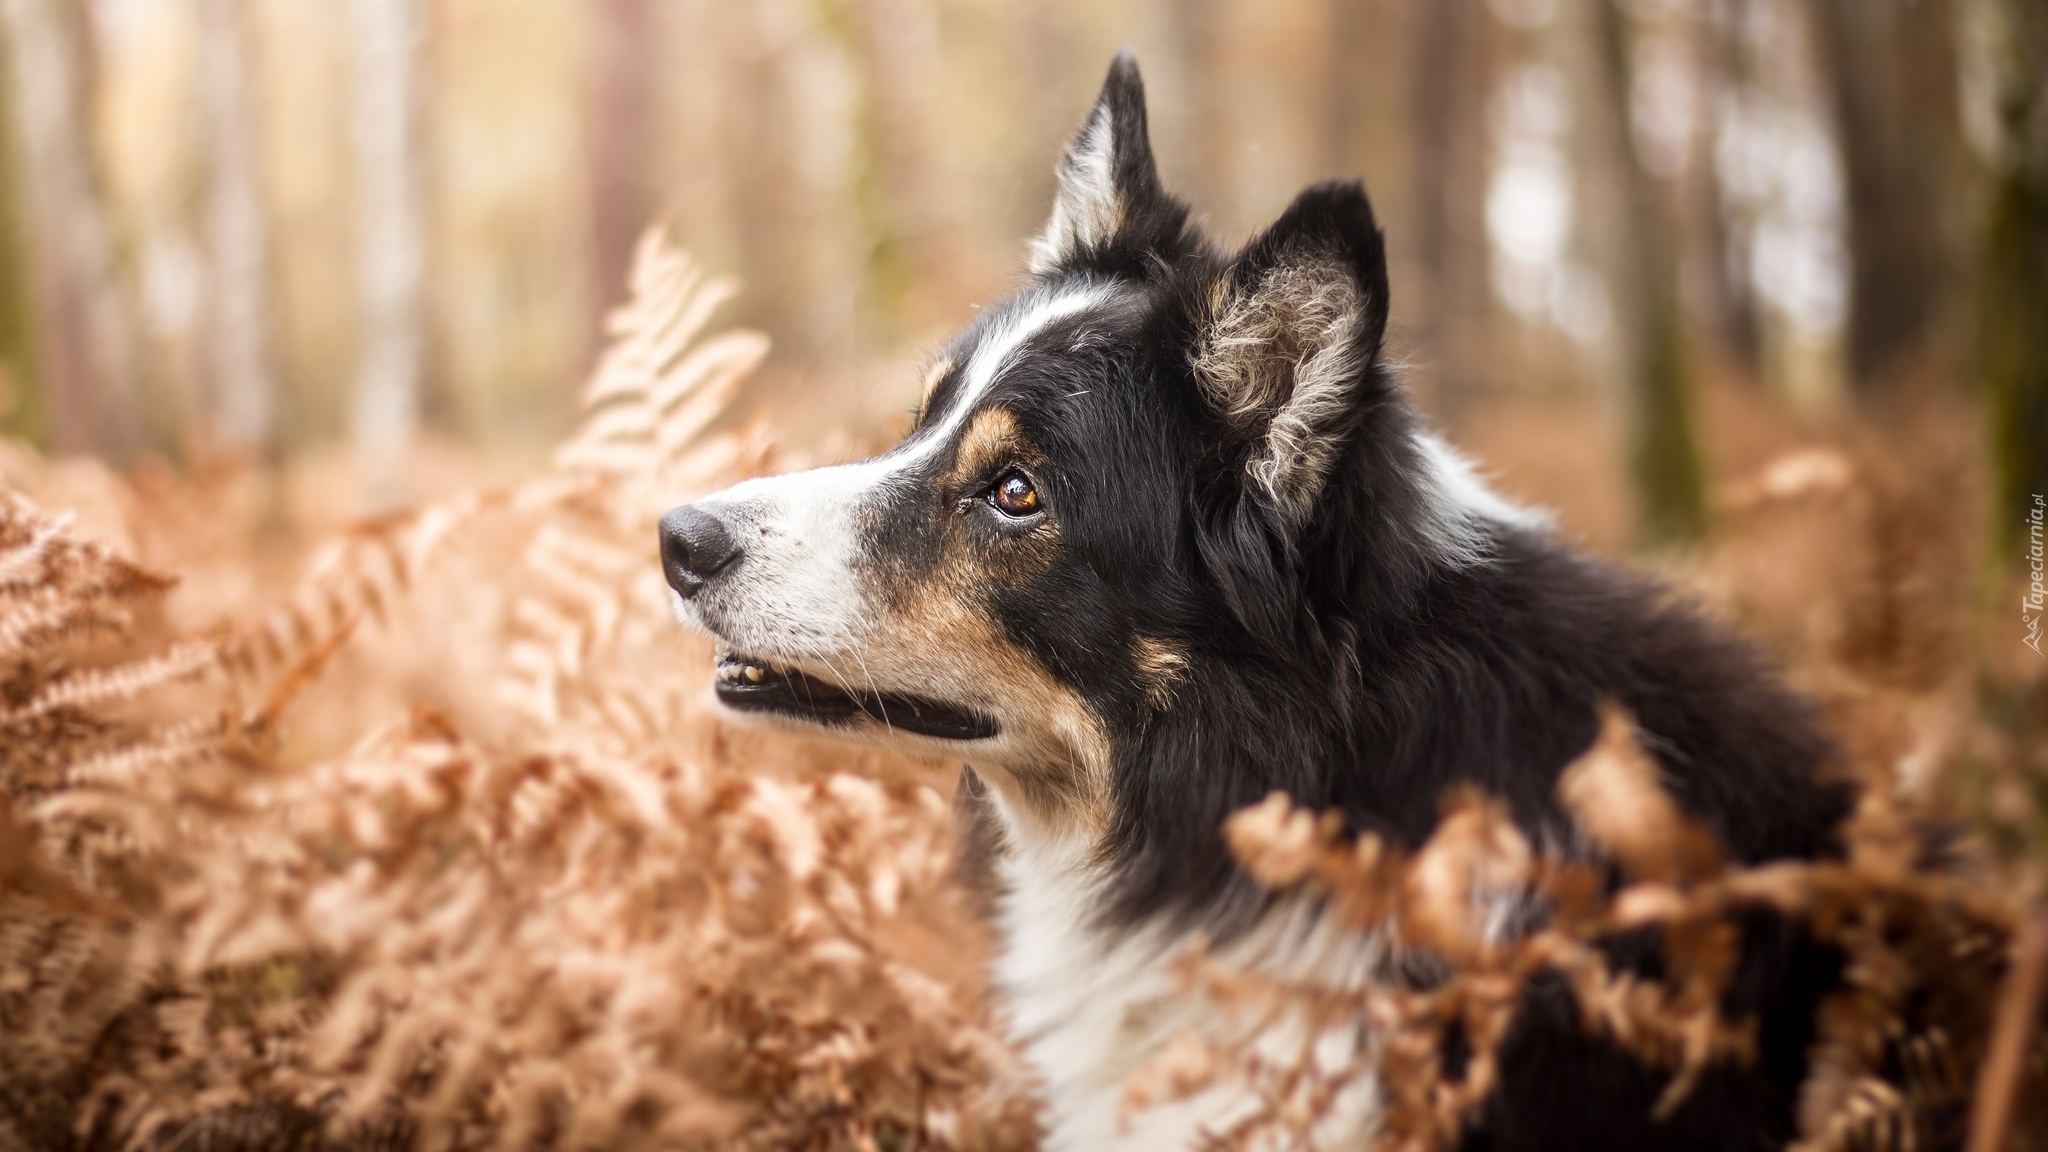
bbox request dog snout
[659,504,741,598]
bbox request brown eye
[991,471,1041,517]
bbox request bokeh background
[1,5,2047,1145]
[0,0,2037,531]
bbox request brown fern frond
[0,493,174,602]
[222,476,596,684]
[1793,1077,1914,1152]
[0,636,221,728]
[1187,709,2034,1152]
[0,589,133,660]
[485,233,766,736]
[3,230,1027,1152]
[59,716,226,788]
[0,509,74,588]
[554,228,768,487]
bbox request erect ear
[1190,182,1392,523]
[1029,52,1187,274]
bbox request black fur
[669,51,1858,1151]
[953,55,1854,1150]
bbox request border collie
[661,54,1850,1152]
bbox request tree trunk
[0,28,39,445]
[1976,0,2048,568]
[0,0,141,459]
[1810,0,1953,392]
[1324,0,1366,180]
[585,0,653,334]
[1587,0,1709,547]
[349,0,426,469]
[1407,0,1457,418]
[1687,0,1762,376]
[845,0,945,337]
[1166,0,1226,214]
[1403,0,1491,430]
[199,0,275,456]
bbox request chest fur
[989,837,1387,1152]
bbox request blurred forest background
[0,0,2037,538]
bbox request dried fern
[553,229,769,491]
[1,237,1032,1152]
[0,491,217,800]
[1162,710,2041,1152]
[225,229,765,742]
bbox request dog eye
[990,471,1041,517]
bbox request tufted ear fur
[1191,182,1392,523]
[1029,52,1189,274]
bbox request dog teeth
[717,656,777,686]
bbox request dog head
[661,53,1526,845]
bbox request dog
[661,53,1852,1152]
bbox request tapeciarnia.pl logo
[2027,494,2045,656]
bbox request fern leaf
[0,637,221,727]
[0,510,74,588]
[554,227,767,484]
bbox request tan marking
[1131,635,1191,712]
[834,448,1102,839]
[894,522,1102,839]
[950,406,1024,487]
[916,355,955,424]
[848,580,1110,840]
[764,603,1106,841]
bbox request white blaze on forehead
[905,280,1122,465]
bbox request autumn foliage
[0,234,2042,1152]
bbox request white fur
[1249,281,1371,520]
[990,794,1388,1152]
[682,458,896,660]
[1410,431,1554,569]
[1030,105,1118,274]
[945,283,1120,433]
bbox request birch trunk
[349,0,424,465]
[198,0,273,454]
[0,0,141,458]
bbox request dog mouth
[713,653,999,741]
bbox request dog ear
[1191,182,1392,523]
[1029,52,1181,274]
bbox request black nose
[660,505,740,598]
